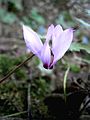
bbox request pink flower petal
[53,25,63,38]
[40,42,51,69]
[23,25,43,57]
[46,24,54,42]
[52,28,74,65]
[52,25,63,49]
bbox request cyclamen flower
[23,24,74,69]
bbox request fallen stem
[1,111,27,118]
[0,54,34,83]
[28,81,32,120]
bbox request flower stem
[0,54,34,83]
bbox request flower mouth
[43,51,54,69]
[43,63,53,69]
[43,63,49,69]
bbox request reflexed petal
[40,42,51,69]
[52,28,74,65]
[46,24,54,42]
[23,25,43,56]
[52,25,63,49]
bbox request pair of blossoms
[23,24,74,69]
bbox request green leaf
[8,0,23,10]
[30,8,45,25]
[70,42,90,54]
[0,9,17,24]
[2,13,17,24]
[70,64,80,73]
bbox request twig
[1,111,27,118]
[27,69,33,120]
[28,82,32,120]
[73,79,86,90]
[0,54,34,83]
[80,98,90,114]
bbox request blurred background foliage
[0,0,90,119]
